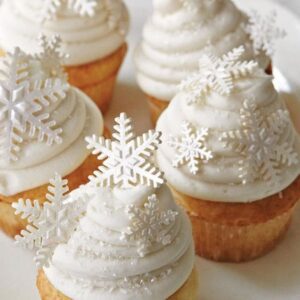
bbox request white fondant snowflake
[179,46,258,105]
[13,174,86,267]
[0,48,68,161]
[168,122,213,174]
[121,194,178,257]
[37,35,68,80]
[39,0,98,22]
[86,113,164,188]
[245,10,286,57]
[221,100,298,184]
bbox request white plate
[1,0,300,299]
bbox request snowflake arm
[179,46,258,105]
[245,10,286,56]
[68,0,98,17]
[168,122,213,175]
[86,113,165,189]
[13,174,85,267]
[39,0,62,23]
[121,194,178,257]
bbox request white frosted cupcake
[0,42,104,237]
[13,113,197,300]
[135,0,285,123]
[156,46,300,262]
[0,0,129,112]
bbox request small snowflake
[86,113,164,189]
[104,0,127,35]
[168,122,213,175]
[12,174,86,267]
[179,46,258,105]
[0,48,68,161]
[245,10,286,57]
[121,194,178,257]
[37,35,68,80]
[39,0,98,22]
[221,100,298,184]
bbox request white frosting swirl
[0,0,129,66]
[44,185,195,299]
[0,87,103,196]
[134,0,270,101]
[156,74,300,203]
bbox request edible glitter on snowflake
[0,48,68,161]
[39,0,98,22]
[37,35,68,80]
[121,194,178,257]
[221,100,298,184]
[179,46,258,105]
[168,122,213,175]
[13,174,86,267]
[86,113,164,189]
[245,10,286,57]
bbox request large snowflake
[179,46,258,105]
[39,0,98,22]
[37,35,68,81]
[168,122,213,175]
[86,113,164,188]
[221,100,298,184]
[245,10,286,57]
[12,174,86,268]
[0,48,68,161]
[121,194,178,257]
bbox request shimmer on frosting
[44,184,194,300]
[0,87,103,196]
[156,74,300,203]
[0,0,129,66]
[134,0,270,101]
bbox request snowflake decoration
[179,46,258,105]
[104,0,127,35]
[86,113,164,189]
[121,194,178,257]
[12,174,86,268]
[37,35,68,80]
[39,0,98,22]
[221,100,298,184]
[168,122,213,174]
[0,48,68,161]
[245,10,286,57]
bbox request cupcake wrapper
[37,268,198,300]
[190,208,294,262]
[66,43,127,114]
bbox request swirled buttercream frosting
[156,71,300,203]
[44,184,194,300]
[135,0,270,101]
[0,0,129,66]
[0,47,103,196]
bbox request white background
[1,0,300,299]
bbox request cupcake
[135,0,285,124]
[0,0,129,113]
[156,46,300,262]
[0,44,105,238]
[13,113,197,300]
